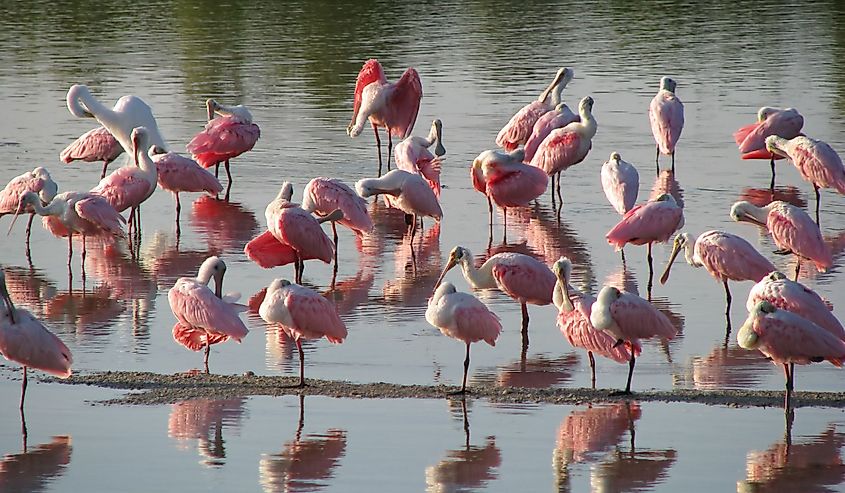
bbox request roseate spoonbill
[738,301,845,407]
[589,286,677,394]
[244,183,341,284]
[0,167,58,249]
[394,119,446,197]
[471,149,548,235]
[730,200,831,280]
[496,67,574,151]
[90,126,158,238]
[301,176,373,253]
[606,194,684,293]
[765,134,845,225]
[425,281,501,394]
[153,149,222,235]
[355,169,442,236]
[66,84,167,156]
[734,107,803,189]
[523,102,579,163]
[552,257,640,388]
[60,126,124,178]
[259,278,347,387]
[435,246,555,348]
[0,269,72,415]
[347,59,423,176]
[530,96,597,202]
[660,230,775,336]
[12,190,125,273]
[649,77,684,174]
[168,256,249,371]
[187,98,260,195]
[601,152,639,215]
[747,271,844,340]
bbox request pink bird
[0,269,73,413]
[347,59,422,176]
[393,119,446,197]
[244,183,341,283]
[355,169,442,237]
[13,190,125,273]
[606,194,684,291]
[187,99,260,195]
[589,286,677,394]
[90,126,158,237]
[747,271,844,341]
[660,230,776,329]
[435,246,555,348]
[259,278,347,387]
[733,107,803,188]
[730,200,832,280]
[60,126,124,178]
[649,77,684,173]
[168,256,249,371]
[426,281,501,394]
[523,102,579,163]
[0,167,58,248]
[738,301,845,407]
[152,149,222,235]
[552,257,641,388]
[766,134,845,225]
[529,96,597,202]
[472,149,548,232]
[301,176,373,252]
[496,67,574,151]
[601,152,640,215]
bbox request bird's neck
[552,280,575,313]
[579,108,597,137]
[460,258,497,289]
[684,241,701,268]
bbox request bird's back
[0,308,72,378]
[649,91,684,153]
[696,230,775,282]
[60,126,123,164]
[155,152,223,194]
[490,253,555,305]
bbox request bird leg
[623,352,636,395]
[521,302,529,350]
[386,131,393,171]
[556,172,563,205]
[723,280,732,341]
[655,146,660,175]
[783,363,793,410]
[769,157,776,191]
[671,150,675,173]
[793,259,801,282]
[295,394,305,442]
[814,185,821,226]
[294,254,303,284]
[214,163,220,178]
[19,366,27,411]
[646,243,654,300]
[81,236,87,284]
[550,173,556,202]
[621,248,626,264]
[588,351,596,389]
[296,338,306,387]
[461,342,470,393]
[25,214,33,249]
[225,159,233,190]
[67,234,73,269]
[373,123,383,177]
[101,160,109,179]
[203,332,211,374]
[502,208,508,244]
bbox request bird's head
[729,201,768,227]
[608,151,621,162]
[7,191,41,236]
[764,135,789,157]
[757,106,779,122]
[198,256,227,297]
[206,98,219,121]
[432,119,446,157]
[765,271,787,282]
[130,126,150,166]
[660,77,677,93]
[579,96,594,114]
[434,246,471,292]
[738,301,776,349]
[660,232,693,285]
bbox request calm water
[2,0,845,490]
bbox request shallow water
[2,0,845,490]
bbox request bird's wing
[352,59,386,121]
[649,93,684,153]
[168,283,248,340]
[530,130,587,175]
[60,126,122,163]
[0,309,72,377]
[768,207,831,269]
[245,230,298,268]
[276,209,335,263]
[155,152,222,194]
[491,257,554,305]
[172,322,229,351]
[557,307,633,363]
[611,293,677,340]
[286,289,347,343]
[74,195,126,235]
[697,231,774,282]
[387,67,422,139]
[758,312,845,365]
[496,101,548,151]
[454,300,502,347]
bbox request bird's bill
[369,187,401,197]
[736,212,768,228]
[559,275,572,304]
[206,99,216,121]
[433,257,458,292]
[433,120,445,157]
[539,69,567,102]
[659,239,683,285]
[6,200,26,235]
[132,131,140,167]
[0,282,16,324]
[213,270,225,299]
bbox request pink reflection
[690,345,771,390]
[0,264,56,310]
[738,425,845,492]
[794,228,845,282]
[84,239,157,301]
[649,170,684,209]
[43,284,124,335]
[168,397,247,467]
[425,436,501,493]
[738,186,806,209]
[259,429,347,492]
[591,448,677,492]
[0,436,72,493]
[475,354,578,389]
[383,221,442,308]
[142,232,218,287]
[555,402,641,465]
[604,265,639,298]
[190,195,259,253]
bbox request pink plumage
[301,177,373,235]
[600,152,639,215]
[766,202,832,272]
[604,290,677,341]
[497,100,555,151]
[245,230,303,268]
[348,59,422,140]
[649,77,684,156]
[556,402,642,463]
[523,103,579,162]
[393,120,444,198]
[0,167,57,217]
[490,254,556,306]
[747,272,844,340]
[172,322,229,351]
[606,195,684,250]
[355,169,442,221]
[556,292,640,365]
[529,96,596,177]
[0,301,73,379]
[473,149,548,208]
[273,205,335,264]
[739,302,845,367]
[693,231,775,282]
[187,115,260,169]
[734,107,803,159]
[767,135,845,194]
[155,152,223,196]
[60,126,124,177]
[90,164,156,214]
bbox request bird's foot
[609,390,633,397]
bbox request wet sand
[57,371,845,408]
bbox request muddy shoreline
[53,371,845,408]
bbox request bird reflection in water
[142,231,219,287]
[259,395,347,493]
[649,170,684,210]
[473,354,579,389]
[168,397,247,467]
[383,221,442,311]
[0,436,72,492]
[603,265,639,298]
[676,344,771,390]
[738,424,845,492]
[425,398,501,493]
[190,195,258,253]
[738,186,806,209]
[647,296,685,364]
[0,264,57,312]
[43,283,124,342]
[553,402,641,492]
